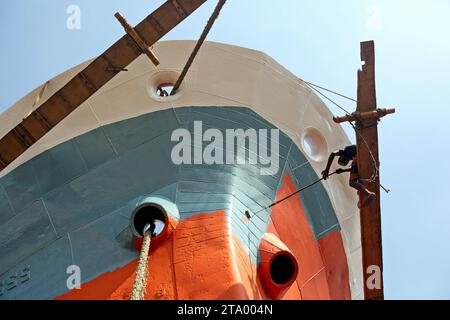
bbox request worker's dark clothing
[339,145,358,183]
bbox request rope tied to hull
[130,224,154,301]
[170,0,227,95]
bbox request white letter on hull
[171,128,192,165]
[194,121,204,165]
[66,265,81,290]
[259,129,280,176]
[203,128,224,165]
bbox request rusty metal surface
[0,0,207,172]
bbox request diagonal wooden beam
[0,0,207,173]
[356,41,384,300]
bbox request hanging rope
[170,0,227,95]
[301,79,353,116]
[250,171,339,217]
[300,78,381,183]
[269,171,338,210]
[301,80,357,103]
[130,226,153,300]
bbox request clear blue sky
[1,0,449,300]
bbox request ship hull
[0,41,362,300]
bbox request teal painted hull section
[0,106,339,300]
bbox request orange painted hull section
[57,174,350,300]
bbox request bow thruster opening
[270,253,298,285]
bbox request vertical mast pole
[356,41,384,300]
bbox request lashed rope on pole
[170,0,227,95]
[130,227,153,300]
